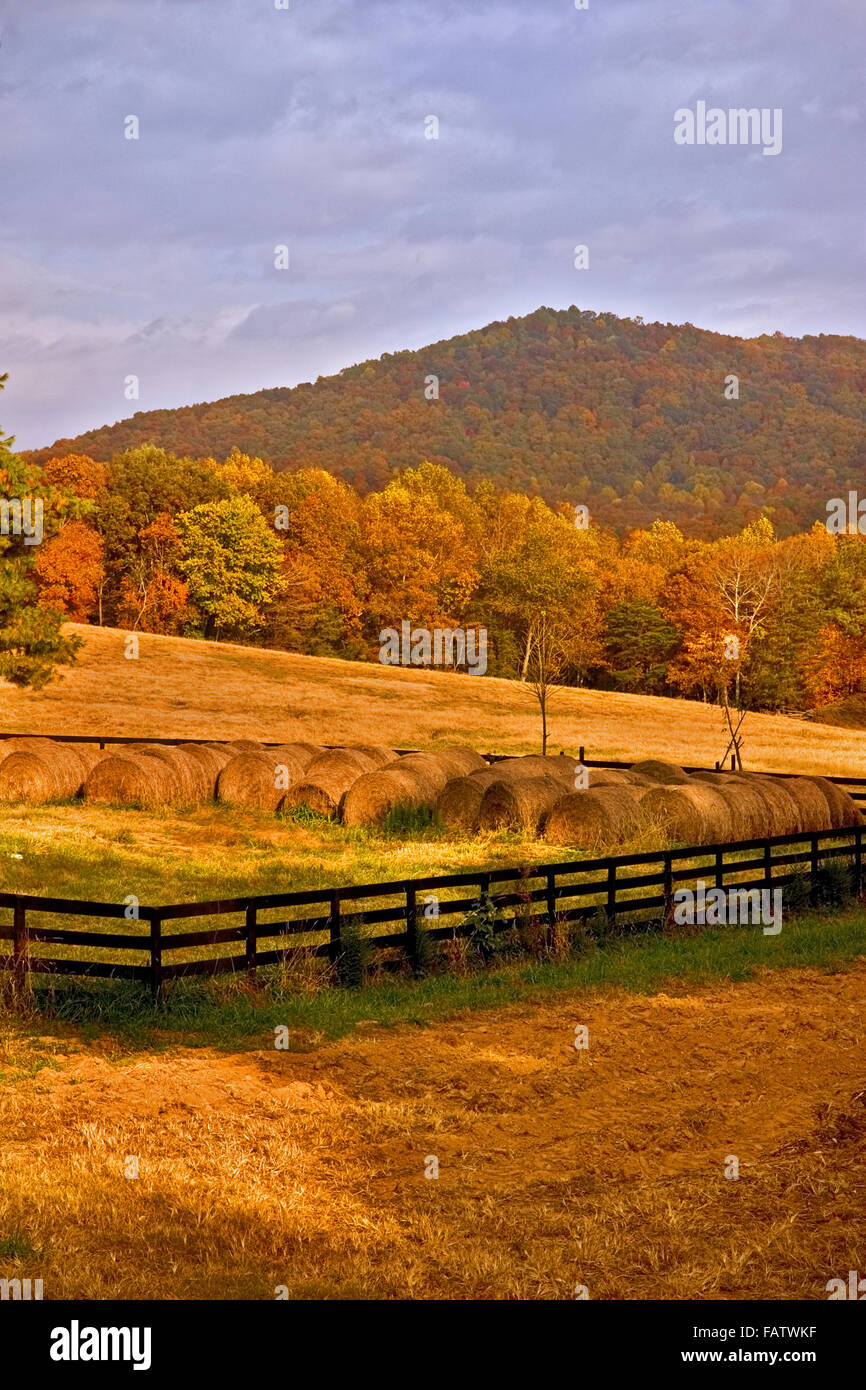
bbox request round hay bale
[638,783,732,845]
[436,770,503,833]
[544,786,645,849]
[384,747,484,789]
[587,768,650,786]
[264,742,323,770]
[419,746,487,778]
[478,777,578,835]
[346,744,396,767]
[0,743,94,803]
[201,741,244,760]
[280,749,379,818]
[136,745,210,802]
[216,748,307,810]
[630,759,690,784]
[741,775,803,836]
[490,754,578,782]
[83,751,179,807]
[801,776,863,830]
[780,777,833,833]
[341,764,442,827]
[65,744,105,774]
[178,743,231,796]
[0,736,62,768]
[688,773,765,840]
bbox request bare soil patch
[2,962,864,1299]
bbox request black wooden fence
[2,824,863,1003]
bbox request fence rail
[2,825,863,1003]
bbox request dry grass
[3,624,866,774]
[1,962,864,1299]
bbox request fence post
[546,867,556,937]
[663,852,673,929]
[715,847,724,891]
[810,833,820,906]
[328,889,342,972]
[606,861,616,931]
[579,745,585,764]
[856,825,863,900]
[763,839,772,896]
[11,897,28,1002]
[245,903,258,985]
[150,913,163,1006]
[406,883,420,976]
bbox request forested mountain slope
[28,306,866,537]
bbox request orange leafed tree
[799,625,866,706]
[118,513,190,633]
[33,521,104,621]
[42,453,107,500]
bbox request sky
[2,0,864,450]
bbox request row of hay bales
[84,741,487,815]
[0,738,107,803]
[83,741,405,812]
[434,755,864,848]
[0,737,486,814]
[0,738,861,850]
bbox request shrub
[337,916,372,988]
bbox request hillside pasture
[3,624,866,775]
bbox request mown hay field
[4,623,866,774]
[1,954,865,1299]
[3,629,866,1305]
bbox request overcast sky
[2,0,864,450]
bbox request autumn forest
[4,305,866,712]
[5,438,866,716]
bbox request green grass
[0,1230,40,1260]
[0,801,568,906]
[3,802,865,1060]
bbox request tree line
[5,421,866,714]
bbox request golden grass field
[3,622,866,774]
[2,623,866,1303]
[1,961,864,1299]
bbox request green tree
[0,375,80,687]
[97,445,229,625]
[603,601,681,694]
[176,494,285,638]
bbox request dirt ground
[2,963,865,1300]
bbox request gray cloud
[1,0,863,448]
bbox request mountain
[27,305,866,536]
